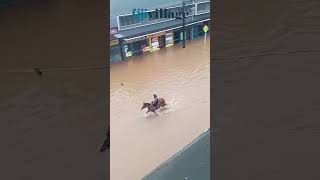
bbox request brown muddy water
[110,37,210,180]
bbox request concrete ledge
[142,129,210,180]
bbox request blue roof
[142,129,210,180]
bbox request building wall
[117,1,210,31]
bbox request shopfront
[192,21,210,39]
[149,32,165,52]
[122,35,150,58]
[165,31,174,47]
[173,30,183,44]
[126,36,149,56]
[186,27,192,40]
[123,43,132,58]
[110,39,122,64]
[110,29,122,63]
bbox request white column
[117,15,120,31]
[204,32,207,44]
[195,3,198,15]
[191,26,194,40]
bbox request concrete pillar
[119,38,125,61]
[191,26,194,40]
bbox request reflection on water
[110,37,210,180]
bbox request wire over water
[212,49,320,61]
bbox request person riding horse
[151,94,159,109]
[141,95,167,114]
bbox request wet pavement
[142,129,210,180]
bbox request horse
[141,98,167,114]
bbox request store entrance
[158,35,166,48]
[186,28,191,40]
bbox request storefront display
[149,32,165,52]
[123,44,132,57]
[165,32,173,47]
[126,51,132,57]
[125,36,149,56]
[142,44,150,53]
[150,36,160,52]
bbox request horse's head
[141,102,148,110]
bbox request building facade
[110,0,210,64]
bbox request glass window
[110,46,122,64]
[197,2,210,12]
[124,16,131,26]
[119,16,125,26]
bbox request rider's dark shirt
[153,98,159,107]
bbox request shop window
[123,44,133,58]
[165,32,174,47]
[110,46,122,64]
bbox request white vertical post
[195,3,198,15]
[117,15,120,31]
[204,32,207,44]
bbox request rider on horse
[151,94,159,109]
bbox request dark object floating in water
[34,68,42,76]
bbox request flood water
[110,37,210,180]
